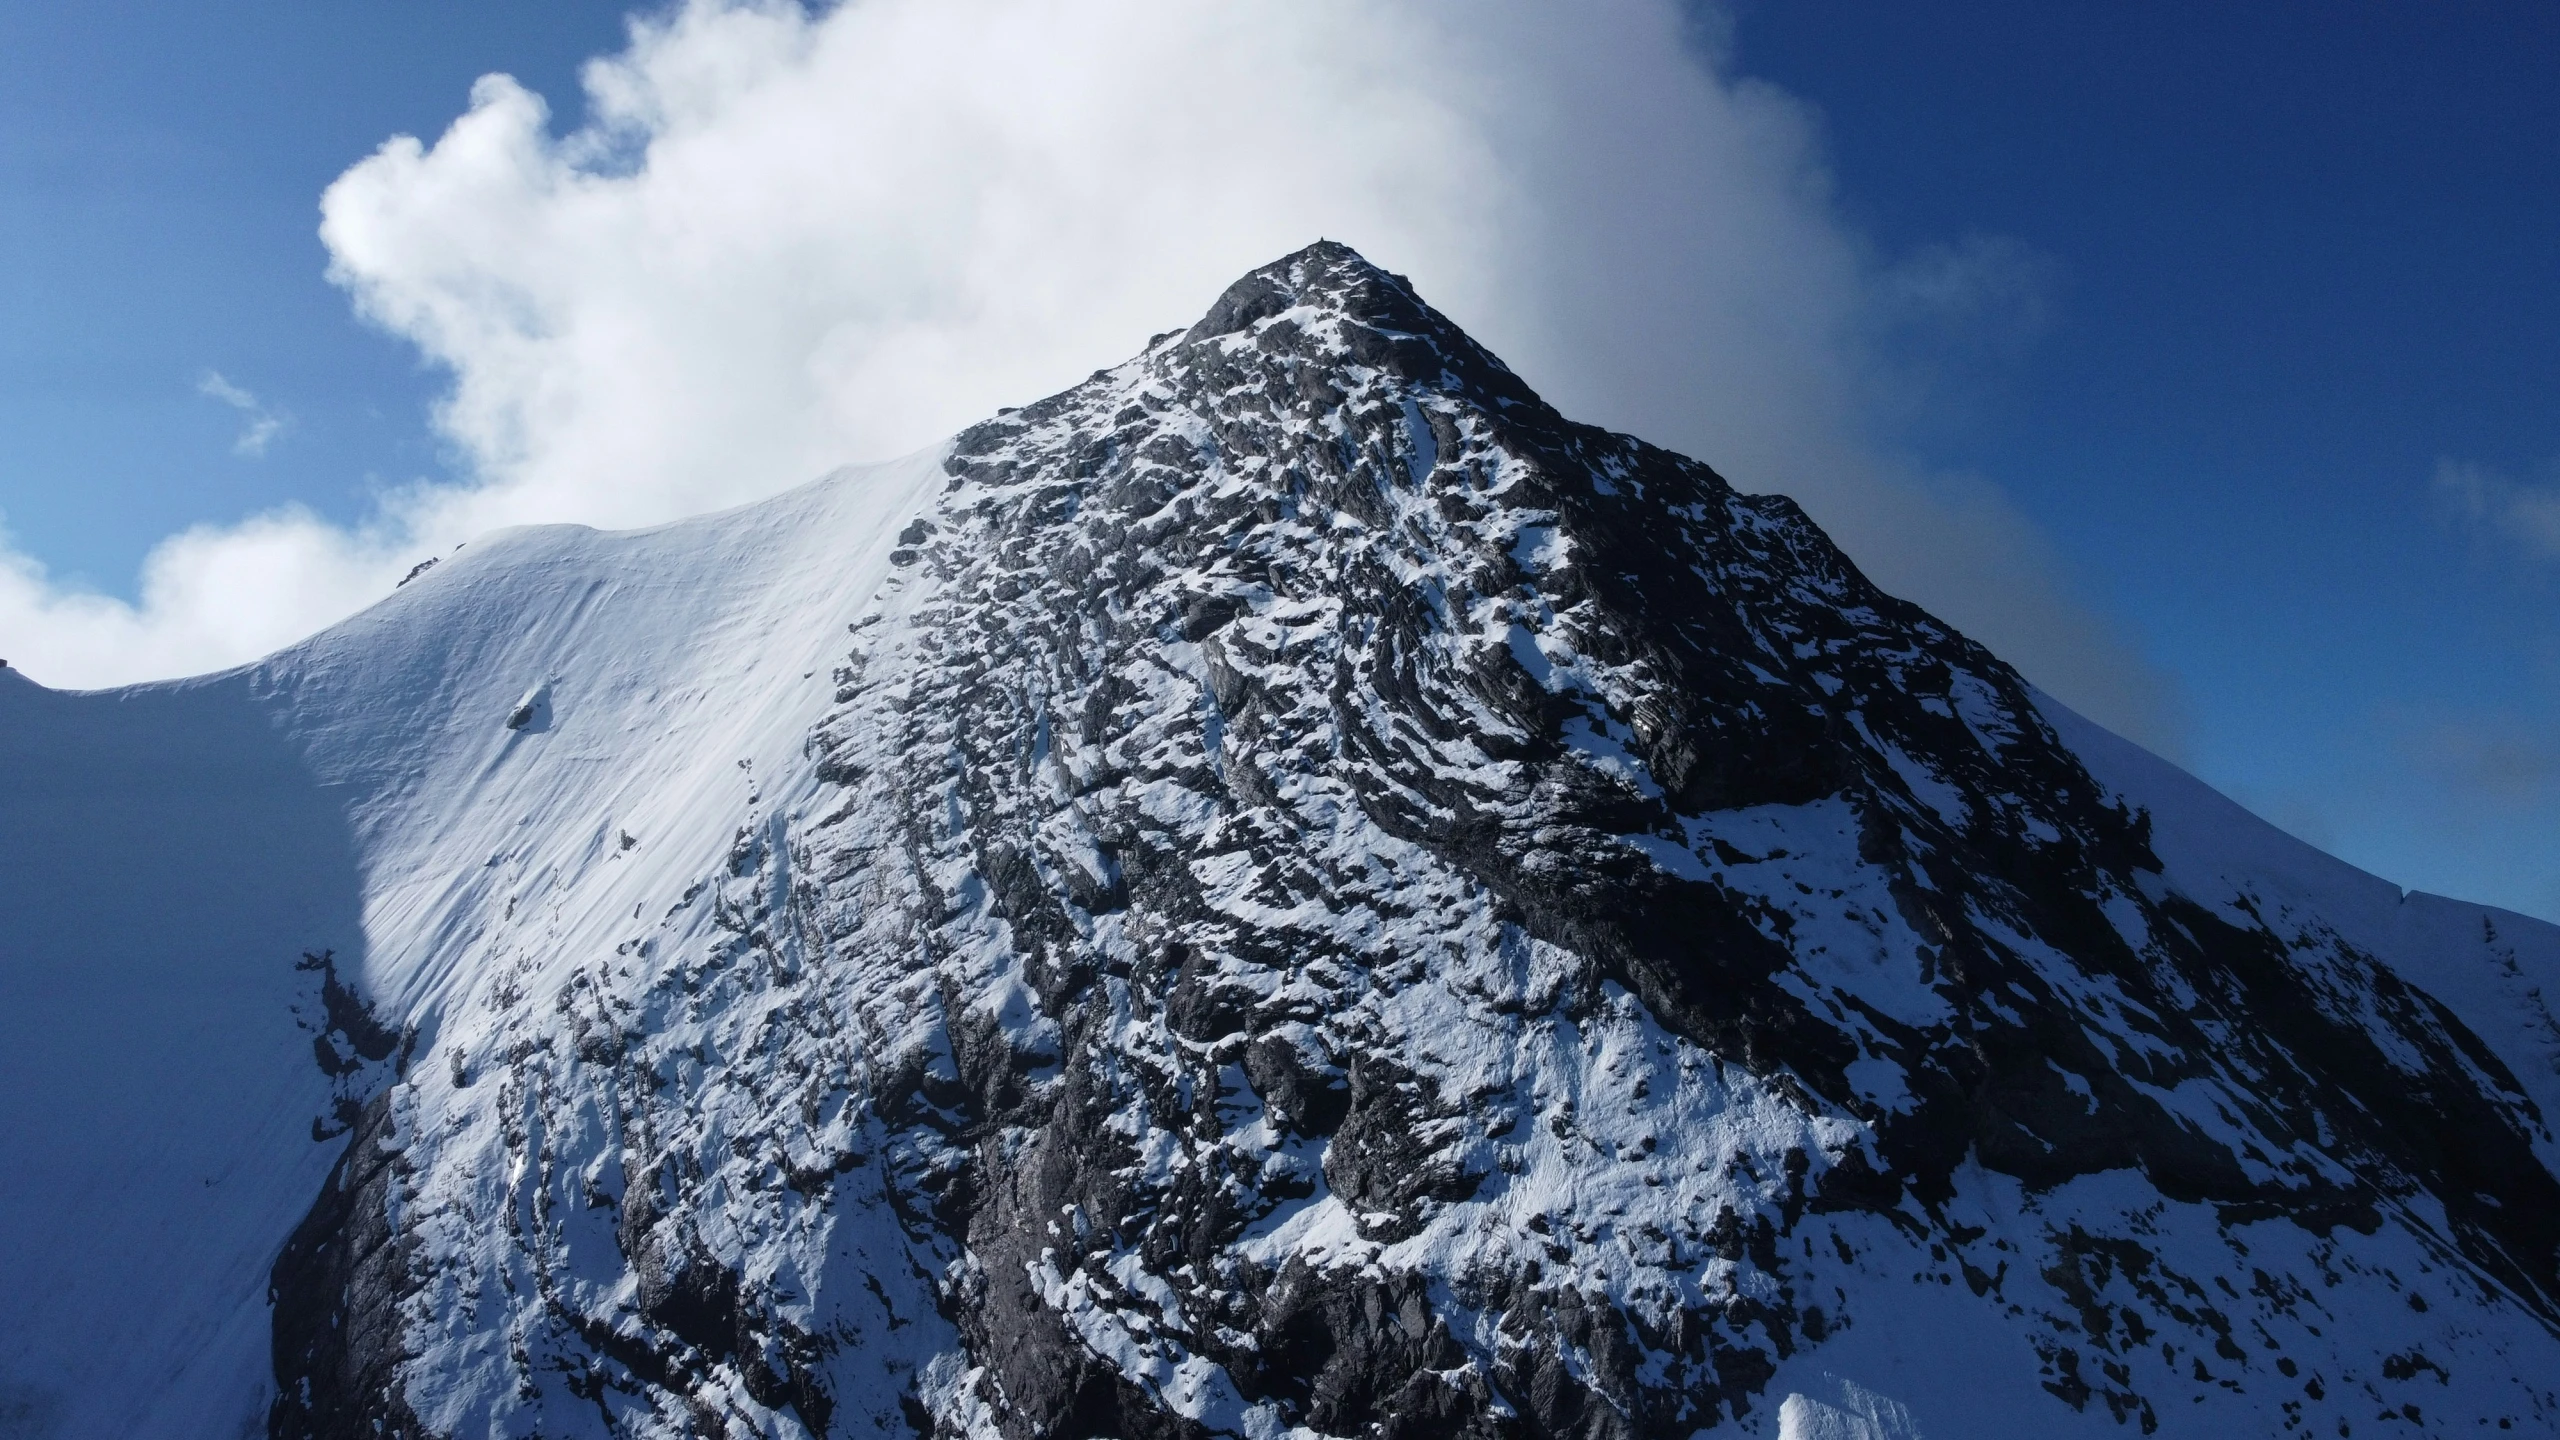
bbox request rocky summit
[5,243,2559,1439]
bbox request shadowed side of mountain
[0,667,360,1436]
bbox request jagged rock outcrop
[267,243,2560,1437]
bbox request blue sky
[0,1,626,585]
[1734,0,2560,920]
[1,0,2553,922]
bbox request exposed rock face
[273,244,2560,1436]
[270,1090,427,1440]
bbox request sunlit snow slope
[4,244,2557,1440]
[0,450,943,1436]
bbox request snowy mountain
[5,242,2558,1439]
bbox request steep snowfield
[4,244,2557,1439]
[0,451,942,1436]
[2047,697,2560,1150]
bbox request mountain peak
[1182,240,1414,340]
[1167,241,1544,413]
[11,240,2560,1438]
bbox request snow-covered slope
[3,244,2555,1439]
[1,450,942,1436]
[2047,698,2560,1143]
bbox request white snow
[0,449,944,1436]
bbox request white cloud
[0,0,2183,757]
[0,509,394,689]
[2436,457,2560,561]
[195,369,289,457]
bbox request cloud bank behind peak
[4,0,2181,757]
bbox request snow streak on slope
[5,245,2559,1440]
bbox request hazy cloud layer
[2437,458,2560,562]
[0,0,2180,757]
[2412,720,2558,804]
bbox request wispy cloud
[2435,458,2560,561]
[2406,716,2558,806]
[196,369,288,456]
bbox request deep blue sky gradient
[1731,0,2560,919]
[1,0,2553,918]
